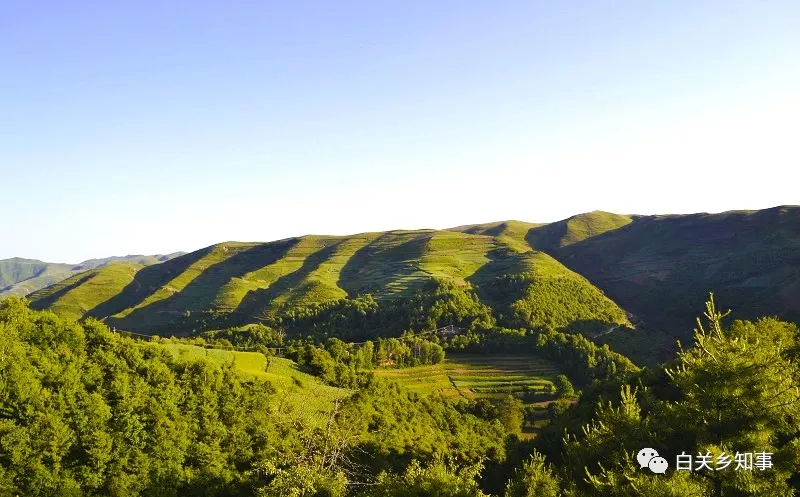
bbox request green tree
[497,396,524,435]
[562,295,800,497]
[364,458,488,497]
[554,374,574,398]
[504,451,560,497]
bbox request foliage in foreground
[0,297,504,496]
[1,294,799,496]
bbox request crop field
[373,353,563,436]
[160,343,350,426]
[373,354,560,399]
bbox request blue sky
[2,1,798,262]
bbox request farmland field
[373,353,563,435]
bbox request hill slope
[24,206,799,344]
[0,253,185,297]
[555,206,800,338]
[525,211,633,251]
[27,229,629,337]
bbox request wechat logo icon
[637,448,668,474]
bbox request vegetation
[374,354,561,436]
[525,211,633,251]
[24,226,631,343]
[6,208,800,495]
[0,254,183,297]
[556,206,800,340]
[3,284,800,496]
[0,297,508,496]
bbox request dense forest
[2,292,799,496]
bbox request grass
[159,343,350,426]
[113,242,264,319]
[28,263,145,321]
[447,220,543,253]
[526,211,633,251]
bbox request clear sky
[2,1,798,262]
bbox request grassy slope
[373,354,559,399]
[0,259,74,293]
[26,227,633,336]
[159,343,349,426]
[525,211,633,251]
[28,263,145,321]
[476,250,631,331]
[448,220,543,253]
[374,353,562,436]
[1,253,184,297]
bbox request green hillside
[0,258,74,295]
[374,354,562,437]
[525,211,633,251]
[26,207,799,347]
[159,343,349,427]
[28,228,627,338]
[448,220,542,253]
[27,263,146,322]
[0,253,185,297]
[474,250,631,333]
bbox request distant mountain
[0,253,186,297]
[21,206,799,359]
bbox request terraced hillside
[28,229,629,336]
[448,220,542,253]
[0,253,184,297]
[25,206,799,343]
[375,354,559,398]
[374,354,562,435]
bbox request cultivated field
[373,353,564,436]
[374,353,560,399]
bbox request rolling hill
[0,253,185,297]
[26,229,630,337]
[22,206,799,351]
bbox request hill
[24,206,799,353]
[524,211,634,251]
[27,230,630,338]
[448,220,542,253]
[555,206,800,339]
[0,252,185,297]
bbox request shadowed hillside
[555,206,800,339]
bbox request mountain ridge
[18,206,799,352]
